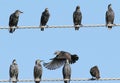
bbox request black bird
[62,59,71,83]
[34,59,43,83]
[73,5,82,30]
[43,51,79,70]
[40,8,50,31]
[106,4,115,29]
[9,59,19,83]
[9,10,23,33]
[90,66,100,80]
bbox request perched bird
[9,59,19,83]
[73,5,82,30]
[62,59,71,83]
[106,4,115,29]
[43,51,79,70]
[34,59,43,83]
[40,8,50,31]
[90,66,100,80]
[9,10,23,33]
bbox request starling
[73,5,82,30]
[43,51,79,70]
[40,8,50,31]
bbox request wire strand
[0,24,120,29]
[1,78,120,82]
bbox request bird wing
[73,11,82,25]
[106,11,109,24]
[9,14,14,26]
[43,59,65,70]
[15,64,18,80]
[73,11,77,24]
[90,66,100,78]
[9,13,19,27]
[34,65,42,80]
[106,10,114,24]
[9,65,14,78]
[9,64,18,80]
[55,51,71,60]
[40,12,50,26]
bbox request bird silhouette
[73,5,82,30]
[106,4,115,29]
[62,59,71,83]
[40,8,50,31]
[43,51,79,70]
[9,10,23,33]
[9,59,19,83]
[34,59,42,83]
[90,66,100,80]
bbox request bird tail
[12,81,17,83]
[107,23,112,29]
[35,81,40,83]
[64,80,70,83]
[9,28,15,33]
[71,54,79,64]
[108,26,112,29]
[40,25,45,31]
[75,27,79,30]
[41,28,44,31]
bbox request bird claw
[90,78,96,80]
[46,25,49,28]
[16,26,19,28]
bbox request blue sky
[0,0,120,83]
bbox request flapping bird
[90,66,100,80]
[34,59,43,83]
[40,8,50,31]
[9,10,23,33]
[106,4,115,29]
[9,59,19,83]
[62,59,71,83]
[73,5,82,30]
[43,51,79,70]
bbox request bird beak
[40,60,44,62]
[20,11,23,13]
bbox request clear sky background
[0,0,120,83]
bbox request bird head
[12,59,17,64]
[76,5,80,10]
[45,8,49,12]
[108,4,112,9]
[54,51,61,55]
[15,10,23,17]
[35,59,43,64]
[94,65,98,68]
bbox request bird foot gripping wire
[46,25,49,28]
